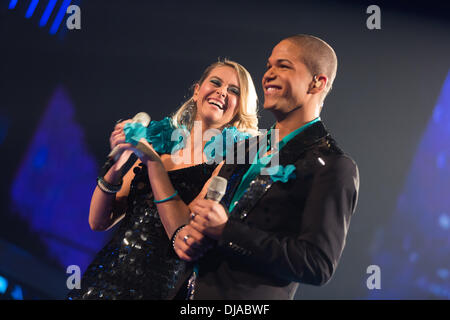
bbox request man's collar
[220,120,329,178]
[277,120,329,165]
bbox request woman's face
[193,66,241,129]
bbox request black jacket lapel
[223,121,330,219]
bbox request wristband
[171,224,187,251]
[97,176,122,194]
[154,190,178,204]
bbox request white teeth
[267,87,279,92]
[208,99,223,109]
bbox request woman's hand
[110,119,133,150]
[113,138,162,167]
[173,224,214,262]
[109,120,162,166]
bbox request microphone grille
[133,112,151,127]
[206,176,228,202]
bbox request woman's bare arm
[145,158,224,239]
[88,151,138,231]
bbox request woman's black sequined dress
[68,162,217,300]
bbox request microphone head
[206,176,228,202]
[132,112,151,127]
[109,112,150,160]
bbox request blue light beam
[11,285,24,300]
[8,0,18,10]
[0,276,8,294]
[49,0,71,35]
[25,0,40,19]
[39,0,58,27]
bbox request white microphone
[108,112,151,162]
[184,175,227,300]
[206,176,228,202]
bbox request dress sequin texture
[68,162,217,300]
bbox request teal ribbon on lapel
[265,164,296,183]
[228,117,321,212]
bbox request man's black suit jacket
[193,121,360,300]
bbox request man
[174,34,360,299]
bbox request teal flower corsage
[265,164,296,183]
[203,126,251,162]
[124,117,188,154]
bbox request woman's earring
[180,100,196,131]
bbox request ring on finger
[183,235,190,243]
[190,212,196,220]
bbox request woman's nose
[216,86,227,97]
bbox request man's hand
[174,200,228,261]
[190,199,228,240]
[173,224,214,262]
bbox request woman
[67,59,258,300]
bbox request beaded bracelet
[97,176,122,194]
[154,190,178,204]
[171,224,187,251]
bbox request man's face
[262,40,313,113]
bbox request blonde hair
[172,59,259,135]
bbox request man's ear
[309,74,328,93]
